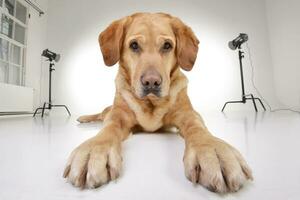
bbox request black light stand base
[222,94,266,112]
[33,102,71,117]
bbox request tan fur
[77,106,111,123]
[66,13,252,193]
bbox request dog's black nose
[141,69,162,88]
[141,68,162,96]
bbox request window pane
[0,61,8,83]
[0,38,9,61]
[1,14,13,38]
[16,1,27,24]
[14,23,25,44]
[10,43,21,65]
[4,0,15,16]
[8,64,20,85]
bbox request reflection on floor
[0,111,299,200]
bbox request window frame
[0,0,28,86]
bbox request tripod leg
[254,98,266,111]
[249,94,258,112]
[63,105,71,116]
[222,102,229,112]
[41,103,47,117]
[221,101,244,112]
[33,108,42,117]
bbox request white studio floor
[0,111,300,200]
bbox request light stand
[221,46,266,112]
[33,59,71,117]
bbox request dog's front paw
[63,137,122,189]
[76,115,89,123]
[184,135,253,193]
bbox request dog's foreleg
[77,106,112,123]
[165,93,252,193]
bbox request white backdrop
[44,0,279,115]
[266,0,300,109]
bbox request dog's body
[63,13,252,193]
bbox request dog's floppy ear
[171,17,199,71]
[99,17,128,66]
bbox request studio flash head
[228,33,248,50]
[42,49,61,62]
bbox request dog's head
[99,13,199,99]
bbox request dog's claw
[63,165,71,178]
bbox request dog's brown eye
[130,41,139,52]
[162,41,172,52]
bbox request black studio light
[42,49,61,62]
[228,33,248,50]
[221,33,266,112]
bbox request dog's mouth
[133,86,162,99]
[142,87,161,98]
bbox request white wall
[45,0,279,115]
[265,0,300,109]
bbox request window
[5,0,14,16]
[0,0,27,86]
[1,14,13,38]
[16,1,26,23]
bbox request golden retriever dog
[63,12,253,193]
